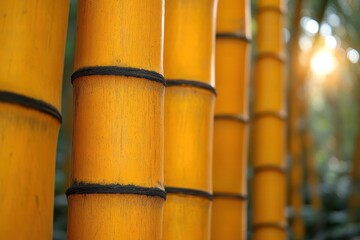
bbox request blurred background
[53,0,360,239]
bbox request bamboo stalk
[348,75,360,223]
[163,0,217,239]
[66,1,165,239]
[252,0,287,239]
[303,113,322,210]
[0,1,69,239]
[350,131,360,222]
[212,0,251,239]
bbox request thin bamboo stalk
[350,131,360,222]
[348,75,360,223]
[304,124,322,211]
[212,0,251,239]
[289,91,304,239]
[66,1,166,239]
[252,0,287,239]
[0,1,69,239]
[163,0,217,239]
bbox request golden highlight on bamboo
[0,1,69,239]
[67,1,165,239]
[163,0,217,239]
[212,0,251,239]
[252,0,287,239]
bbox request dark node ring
[166,79,217,96]
[213,192,248,200]
[66,182,166,200]
[0,90,62,122]
[71,66,166,86]
[215,114,250,123]
[253,165,287,173]
[165,186,213,200]
[216,33,252,43]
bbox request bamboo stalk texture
[252,0,287,239]
[212,0,252,239]
[66,1,166,239]
[0,1,69,239]
[163,0,218,239]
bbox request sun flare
[310,49,337,76]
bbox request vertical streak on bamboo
[163,0,218,239]
[252,0,287,239]
[66,1,166,239]
[0,1,69,239]
[211,0,251,239]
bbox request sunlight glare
[320,23,332,36]
[325,35,337,49]
[305,19,319,34]
[311,49,337,75]
[346,48,359,64]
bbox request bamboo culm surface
[163,0,218,239]
[212,0,252,239]
[252,0,287,239]
[0,1,69,239]
[66,1,166,239]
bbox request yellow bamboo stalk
[0,1,69,239]
[163,0,217,239]
[66,1,165,239]
[212,0,251,239]
[252,0,287,239]
[289,94,304,239]
[288,9,305,239]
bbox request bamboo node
[215,114,249,123]
[71,66,166,85]
[216,33,252,43]
[66,182,166,200]
[255,52,287,63]
[0,90,62,122]
[213,192,248,200]
[165,186,214,200]
[166,79,217,96]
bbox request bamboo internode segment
[67,1,165,239]
[163,85,216,240]
[68,195,164,239]
[252,0,287,239]
[212,197,247,239]
[212,0,251,239]
[163,0,217,239]
[0,1,69,239]
[164,86,215,193]
[164,0,216,87]
[163,194,212,239]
